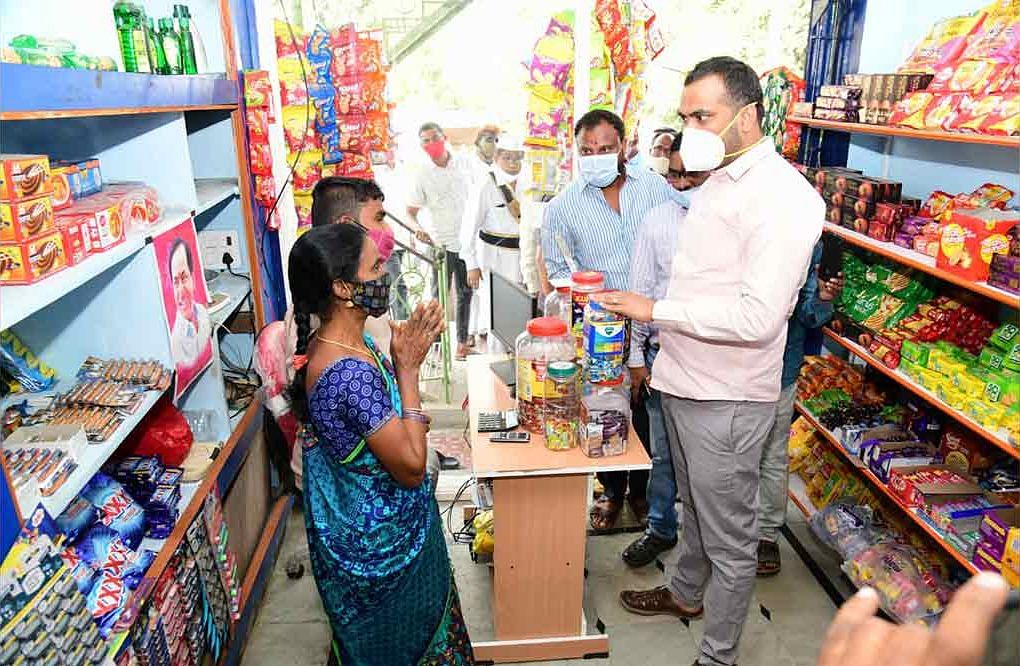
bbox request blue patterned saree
[302,335,474,665]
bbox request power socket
[199,230,241,270]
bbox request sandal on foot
[589,496,623,532]
[619,586,703,619]
[756,539,782,576]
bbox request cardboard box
[49,164,77,211]
[860,441,937,483]
[0,154,51,202]
[978,507,1020,560]
[940,424,991,475]
[973,541,1003,571]
[888,465,979,508]
[937,208,1020,282]
[1003,521,1020,587]
[55,158,102,199]
[0,230,68,284]
[0,195,54,242]
[54,196,125,253]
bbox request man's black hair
[311,177,385,228]
[419,121,443,136]
[684,56,764,124]
[168,237,193,276]
[573,109,626,141]
[669,132,683,154]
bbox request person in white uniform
[465,125,500,351]
[461,135,526,300]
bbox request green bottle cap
[548,361,578,380]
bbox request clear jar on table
[570,271,604,356]
[515,317,575,433]
[582,300,626,387]
[542,360,580,451]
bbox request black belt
[479,230,520,249]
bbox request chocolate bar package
[819,85,863,101]
[815,96,862,111]
[814,108,861,122]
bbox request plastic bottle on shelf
[159,18,183,75]
[582,300,627,386]
[542,361,580,451]
[147,17,169,75]
[174,5,197,74]
[543,280,571,328]
[515,317,575,434]
[175,4,206,73]
[570,270,604,356]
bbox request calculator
[477,410,519,433]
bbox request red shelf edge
[794,402,980,575]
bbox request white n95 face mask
[578,153,621,188]
[679,103,762,172]
[647,155,670,176]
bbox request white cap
[497,134,525,153]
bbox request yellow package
[472,510,494,555]
[1002,526,1019,588]
[965,399,1006,429]
[954,372,986,398]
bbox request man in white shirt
[596,57,823,666]
[461,134,526,291]
[465,125,501,351]
[407,122,474,359]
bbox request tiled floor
[241,500,841,666]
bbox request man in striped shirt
[541,108,681,532]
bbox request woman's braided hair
[287,224,367,422]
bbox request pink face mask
[368,227,395,262]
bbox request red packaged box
[58,217,90,265]
[54,196,126,253]
[888,465,980,509]
[937,208,1020,281]
[49,164,76,210]
[867,219,896,242]
[0,230,68,284]
[939,424,990,475]
[0,154,51,202]
[0,195,54,242]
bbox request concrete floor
[241,500,837,666]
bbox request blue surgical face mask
[578,153,621,188]
[673,184,701,209]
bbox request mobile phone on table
[819,235,846,282]
[489,431,530,444]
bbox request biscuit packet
[899,11,988,74]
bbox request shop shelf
[6,388,165,520]
[787,116,1020,149]
[0,206,192,330]
[788,474,818,520]
[823,328,1018,460]
[207,272,251,328]
[0,64,237,120]
[824,223,1019,308]
[794,402,980,575]
[195,177,240,216]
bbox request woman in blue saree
[287,224,474,665]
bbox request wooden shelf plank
[794,402,980,574]
[0,65,237,119]
[788,115,1020,149]
[823,328,1018,460]
[824,223,1019,308]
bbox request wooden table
[466,357,651,663]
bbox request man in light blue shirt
[541,109,681,532]
[623,134,711,567]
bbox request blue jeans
[644,345,678,541]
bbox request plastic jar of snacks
[582,300,626,386]
[542,361,580,451]
[515,317,575,433]
[581,386,630,457]
[570,271,604,355]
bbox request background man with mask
[595,56,822,666]
[643,127,679,176]
[407,121,475,359]
[460,134,526,291]
[542,108,681,532]
[622,133,710,568]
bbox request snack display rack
[822,328,1018,459]
[794,402,981,575]
[0,1,290,663]
[788,115,1020,149]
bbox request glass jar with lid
[543,279,572,328]
[515,317,575,433]
[542,360,580,450]
[570,271,604,356]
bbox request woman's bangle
[402,408,431,426]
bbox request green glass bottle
[130,4,152,73]
[113,2,139,72]
[148,17,169,74]
[174,5,197,74]
[159,18,183,75]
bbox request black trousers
[435,249,472,344]
[596,392,651,502]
